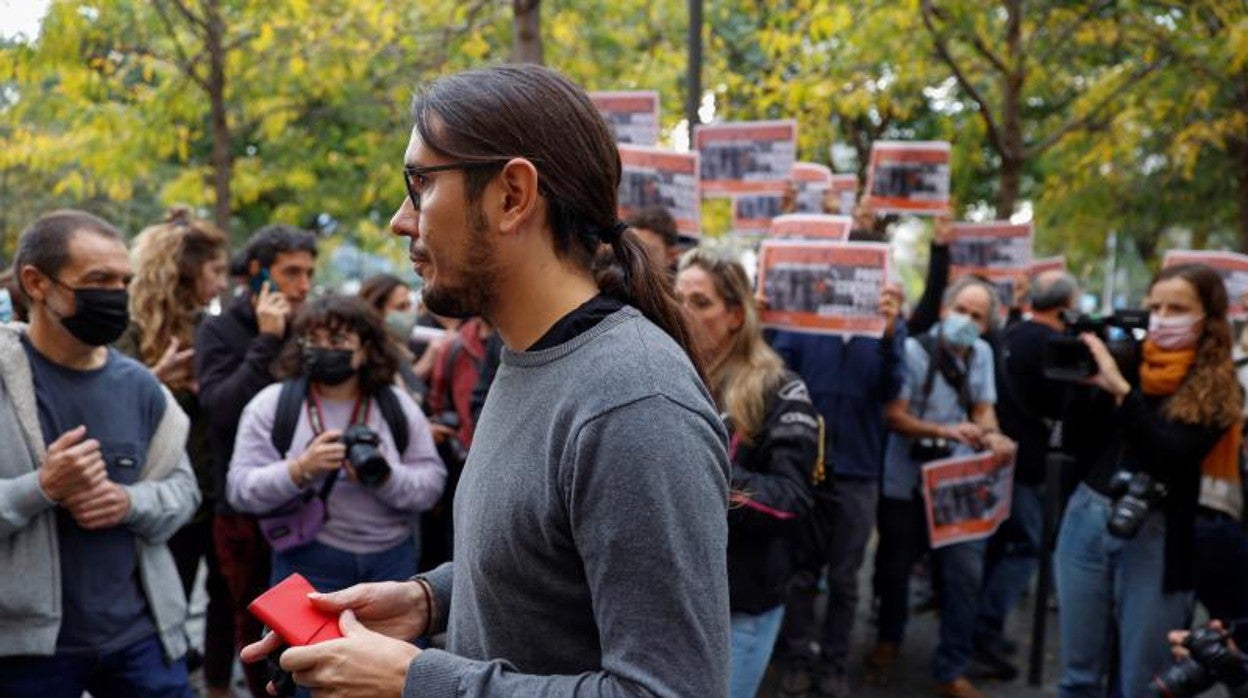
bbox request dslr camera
[341,424,391,487]
[1043,309,1149,382]
[910,437,954,463]
[1153,625,1248,697]
[1107,470,1167,539]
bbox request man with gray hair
[970,269,1079,679]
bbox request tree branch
[1025,60,1163,158]
[920,0,1005,155]
[167,0,210,33]
[151,0,209,91]
[1031,0,1116,69]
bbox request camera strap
[915,334,974,420]
[302,385,370,503]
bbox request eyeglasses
[403,160,510,211]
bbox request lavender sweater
[227,383,446,553]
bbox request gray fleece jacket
[0,324,200,660]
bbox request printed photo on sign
[589,91,660,147]
[756,240,889,337]
[921,452,1014,549]
[1031,255,1067,275]
[1163,250,1248,320]
[949,222,1033,269]
[863,141,951,215]
[618,145,701,237]
[767,214,852,241]
[732,190,787,235]
[790,162,832,214]
[695,120,797,195]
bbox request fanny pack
[257,470,339,552]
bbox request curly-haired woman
[1055,263,1244,697]
[115,206,231,696]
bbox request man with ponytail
[243,64,730,697]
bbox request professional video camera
[1107,470,1167,539]
[1042,309,1150,382]
[341,424,391,487]
[1153,625,1248,697]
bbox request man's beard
[421,203,497,319]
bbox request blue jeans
[932,537,988,682]
[1054,484,1194,698]
[729,605,785,698]
[0,633,192,698]
[271,536,418,592]
[975,482,1044,647]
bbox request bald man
[970,270,1079,679]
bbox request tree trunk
[512,0,544,65]
[1237,140,1248,253]
[205,3,232,234]
[996,156,1022,220]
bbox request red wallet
[248,573,343,646]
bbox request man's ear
[497,158,541,235]
[19,264,50,304]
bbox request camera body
[910,437,954,463]
[341,424,391,488]
[1042,309,1149,382]
[1107,470,1167,539]
[1153,626,1248,697]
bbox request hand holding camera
[1080,333,1132,401]
[291,429,346,484]
[1155,621,1248,697]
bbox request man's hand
[426,422,456,445]
[38,426,107,502]
[943,422,985,448]
[151,337,197,392]
[282,611,419,698]
[880,283,902,339]
[983,432,1017,462]
[256,281,291,338]
[933,212,955,246]
[61,480,131,529]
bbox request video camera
[1042,309,1149,382]
[1153,625,1248,697]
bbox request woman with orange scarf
[1054,264,1243,698]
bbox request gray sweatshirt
[405,307,731,696]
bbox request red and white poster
[695,120,797,195]
[828,174,858,215]
[618,145,701,237]
[949,222,1034,314]
[732,189,788,235]
[589,91,660,147]
[1031,255,1067,275]
[767,214,852,241]
[757,240,890,337]
[1163,250,1248,319]
[863,141,951,215]
[921,452,1014,549]
[790,162,832,214]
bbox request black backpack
[269,376,410,458]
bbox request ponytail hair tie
[602,220,628,245]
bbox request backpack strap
[373,386,410,455]
[270,377,309,457]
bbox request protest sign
[1031,255,1067,275]
[1163,250,1248,319]
[589,91,660,146]
[948,222,1034,314]
[767,214,852,241]
[921,452,1014,549]
[618,145,701,237]
[732,189,788,235]
[863,141,951,215]
[790,162,832,213]
[757,240,889,337]
[828,174,858,215]
[695,120,797,195]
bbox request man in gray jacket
[0,210,200,696]
[244,65,730,696]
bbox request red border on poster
[863,141,951,214]
[694,120,797,195]
[618,145,701,237]
[756,240,890,337]
[921,452,1014,549]
[589,90,660,146]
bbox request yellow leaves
[460,32,490,62]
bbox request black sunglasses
[403,160,510,211]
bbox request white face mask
[1148,313,1204,350]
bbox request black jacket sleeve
[907,242,950,337]
[728,375,821,533]
[1117,391,1223,481]
[195,317,284,430]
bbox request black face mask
[304,348,357,386]
[49,277,130,347]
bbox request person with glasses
[243,64,729,697]
[227,294,445,592]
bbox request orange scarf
[1140,341,1243,518]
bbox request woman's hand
[152,337,196,392]
[1080,333,1131,401]
[289,429,345,485]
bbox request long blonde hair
[129,207,228,366]
[678,248,787,444]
